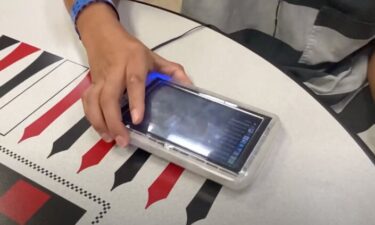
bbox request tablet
[122,73,279,189]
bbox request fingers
[100,75,129,147]
[82,46,188,148]
[126,62,148,125]
[152,53,192,85]
[81,84,112,142]
[82,73,129,147]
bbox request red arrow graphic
[77,139,115,173]
[145,163,184,209]
[0,42,39,71]
[19,73,91,142]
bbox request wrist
[77,3,129,46]
[74,2,146,58]
[77,3,118,35]
[72,0,119,36]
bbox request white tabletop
[0,1,374,225]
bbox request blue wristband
[70,0,120,35]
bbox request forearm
[368,49,375,100]
[77,3,122,41]
[63,0,130,50]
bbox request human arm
[63,0,191,147]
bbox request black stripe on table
[185,180,222,225]
[0,35,18,51]
[0,52,62,98]
[111,149,151,191]
[49,117,91,158]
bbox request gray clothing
[182,0,375,112]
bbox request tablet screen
[122,79,271,173]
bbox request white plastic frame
[125,79,280,190]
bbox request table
[0,0,374,224]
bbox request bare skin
[64,0,191,147]
[368,50,375,100]
[64,0,375,146]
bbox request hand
[77,3,191,147]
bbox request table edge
[128,0,375,165]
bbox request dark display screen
[122,79,270,173]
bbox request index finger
[126,63,148,125]
[100,77,129,147]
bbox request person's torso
[182,0,375,111]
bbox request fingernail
[115,136,127,148]
[131,109,139,124]
[101,133,113,143]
